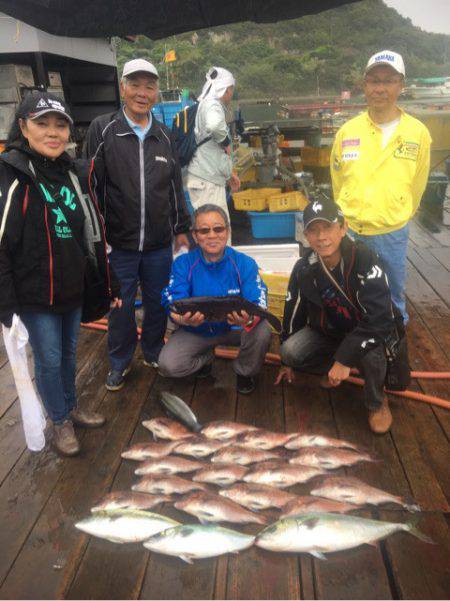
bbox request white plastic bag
[2,315,46,451]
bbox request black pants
[280,326,386,410]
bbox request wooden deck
[0,211,449,600]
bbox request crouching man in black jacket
[276,199,399,434]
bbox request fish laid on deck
[212,445,281,465]
[142,417,193,441]
[243,464,324,488]
[280,496,361,518]
[121,440,181,461]
[134,455,205,476]
[285,434,360,451]
[75,509,179,543]
[289,447,377,469]
[255,513,433,558]
[171,295,282,332]
[132,475,208,495]
[192,463,249,486]
[174,491,268,525]
[219,483,297,510]
[237,428,295,450]
[91,491,171,513]
[310,476,421,511]
[160,391,202,432]
[173,436,231,458]
[201,420,258,441]
[143,523,255,563]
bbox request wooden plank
[0,335,110,589]
[409,220,436,249]
[140,359,237,601]
[0,361,150,600]
[67,372,196,601]
[408,247,450,306]
[330,382,449,600]
[406,261,448,319]
[226,363,301,600]
[429,247,450,270]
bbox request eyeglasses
[365,78,402,86]
[194,226,228,235]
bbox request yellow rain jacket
[331,109,431,235]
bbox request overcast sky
[384,0,450,35]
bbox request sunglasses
[194,225,228,235]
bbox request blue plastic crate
[248,211,302,239]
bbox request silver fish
[143,523,255,563]
[255,512,433,558]
[219,483,297,511]
[289,448,377,470]
[160,391,202,432]
[280,496,360,518]
[91,491,171,513]
[212,445,281,465]
[244,465,324,488]
[142,417,193,441]
[310,476,421,512]
[174,491,267,525]
[75,509,179,544]
[201,420,258,441]
[237,428,295,450]
[285,433,360,451]
[134,456,204,476]
[173,436,230,458]
[121,441,181,461]
[192,463,248,487]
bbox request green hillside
[116,0,450,98]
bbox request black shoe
[236,374,255,394]
[105,367,130,391]
[195,362,212,379]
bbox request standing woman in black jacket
[0,92,121,456]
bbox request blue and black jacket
[162,246,267,337]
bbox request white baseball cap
[365,50,405,77]
[122,58,159,79]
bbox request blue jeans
[20,308,82,424]
[350,225,409,323]
[108,247,172,372]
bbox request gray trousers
[280,326,386,410]
[158,320,272,378]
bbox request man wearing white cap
[85,58,191,391]
[186,67,240,239]
[331,50,431,324]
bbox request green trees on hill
[116,0,450,98]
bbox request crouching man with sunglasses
[159,204,271,394]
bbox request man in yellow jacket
[331,50,431,322]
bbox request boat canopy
[0,0,359,38]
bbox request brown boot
[368,396,392,434]
[71,408,106,429]
[53,420,80,456]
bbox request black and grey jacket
[282,236,399,367]
[85,109,191,252]
[0,149,119,323]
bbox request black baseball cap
[303,198,345,231]
[19,91,73,125]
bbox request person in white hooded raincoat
[186,67,240,239]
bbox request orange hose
[80,321,449,409]
[346,376,450,410]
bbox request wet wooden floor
[0,212,449,600]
